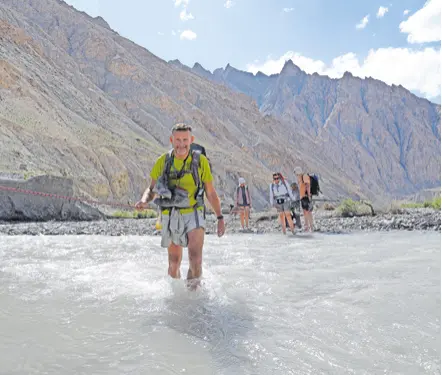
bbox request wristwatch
[217,215,224,220]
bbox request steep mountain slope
[1,0,361,210]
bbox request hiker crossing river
[135,123,225,289]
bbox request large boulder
[0,175,104,221]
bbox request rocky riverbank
[0,208,439,236]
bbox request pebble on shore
[0,208,439,236]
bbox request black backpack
[308,174,320,196]
[190,143,206,156]
[190,143,212,172]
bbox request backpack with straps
[161,144,207,208]
[308,174,320,196]
[271,174,291,201]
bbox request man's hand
[136,183,156,211]
[135,201,150,210]
[217,218,225,237]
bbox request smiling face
[170,127,195,159]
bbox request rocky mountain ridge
[174,59,441,201]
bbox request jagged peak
[256,71,268,78]
[280,59,303,75]
[213,67,224,76]
[58,1,112,31]
[342,71,354,78]
[93,16,110,30]
[169,58,183,65]
[192,62,212,75]
[168,59,193,72]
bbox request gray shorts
[275,199,291,213]
[161,208,205,248]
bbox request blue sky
[64,0,440,101]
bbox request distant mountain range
[171,59,441,201]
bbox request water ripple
[0,232,440,374]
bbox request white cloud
[403,9,410,15]
[377,6,389,18]
[180,30,197,40]
[399,0,441,43]
[283,8,294,13]
[356,14,369,29]
[174,0,189,7]
[171,30,177,36]
[224,0,234,8]
[180,9,194,21]
[157,31,164,36]
[246,47,441,100]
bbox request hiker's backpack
[190,143,212,172]
[308,174,320,196]
[162,143,210,208]
[190,143,206,157]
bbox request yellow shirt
[150,151,213,214]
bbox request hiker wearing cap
[269,172,296,235]
[135,123,225,289]
[235,177,252,230]
[293,166,314,232]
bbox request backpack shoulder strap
[281,178,289,192]
[164,149,174,176]
[190,150,202,188]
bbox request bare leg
[279,212,286,234]
[245,207,250,228]
[186,227,205,288]
[239,209,245,229]
[284,211,295,233]
[307,211,314,231]
[167,242,183,278]
[303,210,309,231]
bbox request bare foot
[186,278,201,291]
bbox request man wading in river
[135,123,226,289]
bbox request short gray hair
[171,123,192,133]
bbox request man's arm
[205,180,226,237]
[135,179,156,209]
[141,179,156,203]
[269,184,274,206]
[204,181,222,217]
